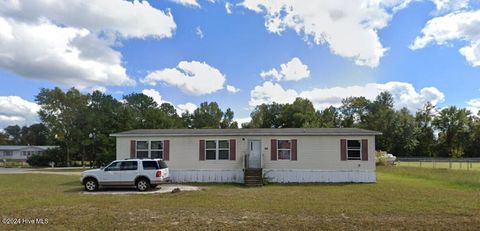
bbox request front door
[248,140,261,169]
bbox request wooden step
[244,168,263,186]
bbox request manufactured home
[111,128,381,184]
[0,145,58,160]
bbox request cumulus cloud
[142,61,227,96]
[142,89,170,106]
[226,85,240,93]
[177,102,198,114]
[431,0,470,13]
[249,81,445,113]
[240,0,411,67]
[0,0,176,89]
[410,10,480,67]
[249,81,299,106]
[170,0,201,7]
[0,96,40,128]
[235,117,251,127]
[225,2,233,14]
[260,57,310,81]
[466,98,480,114]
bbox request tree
[432,106,472,158]
[20,123,50,145]
[363,92,396,152]
[190,102,224,128]
[221,108,238,128]
[36,87,88,166]
[340,96,370,127]
[390,108,418,156]
[317,106,340,128]
[4,125,22,144]
[282,98,317,128]
[248,103,286,128]
[414,102,436,157]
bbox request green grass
[398,161,480,171]
[0,167,479,230]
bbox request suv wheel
[136,178,150,192]
[84,178,98,192]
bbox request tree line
[0,87,479,166]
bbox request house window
[136,141,163,159]
[4,151,12,156]
[151,141,163,159]
[347,140,361,160]
[205,140,229,160]
[136,141,149,159]
[277,140,291,160]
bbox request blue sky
[1,0,480,127]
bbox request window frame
[205,140,230,160]
[136,141,164,159]
[347,140,362,160]
[277,140,292,160]
[150,141,164,159]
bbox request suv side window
[142,161,159,170]
[105,161,121,171]
[120,161,138,171]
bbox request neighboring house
[111,128,381,184]
[0,145,58,160]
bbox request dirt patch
[81,184,203,195]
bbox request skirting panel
[263,169,376,183]
[169,169,244,183]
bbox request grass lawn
[397,161,480,171]
[0,167,479,230]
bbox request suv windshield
[157,160,168,169]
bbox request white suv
[81,159,169,192]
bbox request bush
[26,148,66,167]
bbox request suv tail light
[156,170,162,177]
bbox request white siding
[115,135,376,183]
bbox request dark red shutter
[164,140,170,161]
[271,139,277,160]
[199,140,205,161]
[340,139,347,161]
[291,139,297,160]
[130,140,136,159]
[229,139,236,160]
[362,139,368,161]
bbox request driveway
[81,184,203,195]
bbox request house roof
[0,145,58,151]
[110,128,382,137]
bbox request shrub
[26,148,66,167]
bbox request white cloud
[410,10,480,66]
[0,0,176,89]
[0,0,176,39]
[225,2,233,14]
[142,89,169,105]
[466,98,480,114]
[249,81,299,106]
[226,85,240,93]
[142,61,227,96]
[431,0,470,13]
[240,0,411,67]
[170,0,201,7]
[249,81,445,113]
[260,57,310,81]
[196,26,204,39]
[177,102,198,114]
[0,96,40,128]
